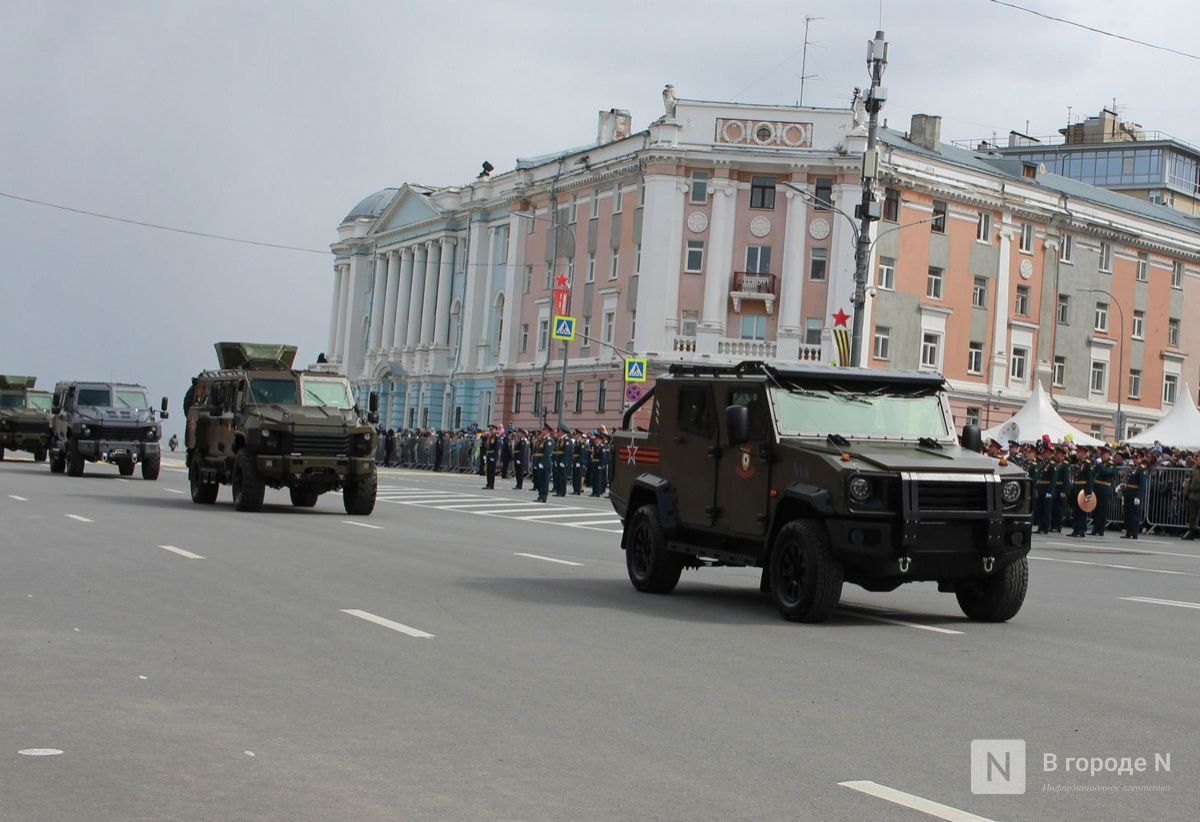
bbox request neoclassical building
[329,89,1200,439]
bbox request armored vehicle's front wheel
[118,459,135,477]
[33,447,47,463]
[189,460,218,505]
[770,519,844,623]
[141,454,160,481]
[66,450,85,477]
[0,447,5,461]
[50,451,66,474]
[343,474,376,515]
[955,557,1028,622]
[232,450,265,512]
[625,504,685,594]
[290,487,319,508]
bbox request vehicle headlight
[849,475,874,502]
[145,427,159,441]
[81,425,93,438]
[1001,480,1022,504]
[259,429,279,450]
[355,431,373,455]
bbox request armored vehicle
[184,342,378,514]
[611,362,1032,623]
[0,376,52,462]
[48,381,168,479]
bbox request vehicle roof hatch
[214,342,298,371]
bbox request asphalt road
[1,455,1197,821]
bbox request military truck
[48,381,168,479]
[611,361,1032,623]
[184,342,378,514]
[0,376,52,462]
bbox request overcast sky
[2,0,1196,436]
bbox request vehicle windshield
[300,377,354,409]
[28,395,52,411]
[250,378,299,405]
[115,390,149,409]
[77,388,112,407]
[0,393,23,408]
[771,386,951,439]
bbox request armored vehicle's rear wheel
[118,459,135,476]
[955,557,1028,622]
[770,519,844,623]
[232,450,265,512]
[189,460,218,505]
[50,451,66,474]
[0,447,5,461]
[343,474,376,515]
[625,504,685,594]
[141,454,160,481]
[33,447,47,462]
[290,487,319,508]
[66,450,85,477]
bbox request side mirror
[961,423,982,453]
[160,396,170,419]
[726,404,750,446]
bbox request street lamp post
[1085,287,1124,439]
[851,31,889,367]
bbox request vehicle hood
[250,405,364,430]
[1,407,50,422]
[75,408,156,425]
[784,438,1015,475]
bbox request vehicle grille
[93,425,144,441]
[916,480,988,512]
[289,432,350,456]
[15,421,48,434]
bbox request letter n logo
[971,739,1026,794]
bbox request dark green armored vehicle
[611,361,1032,623]
[0,376,52,462]
[184,342,378,514]
[48,381,168,478]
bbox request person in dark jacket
[1069,450,1095,538]
[1121,457,1147,539]
[1091,447,1116,536]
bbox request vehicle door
[658,381,718,529]
[715,385,773,539]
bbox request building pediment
[375,185,442,234]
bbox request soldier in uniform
[1090,447,1116,536]
[570,430,585,495]
[1121,455,1147,539]
[1030,450,1050,534]
[1050,448,1069,532]
[1068,448,1095,537]
[535,426,554,502]
[551,427,568,497]
[500,429,513,480]
[512,429,528,490]
[590,432,609,497]
[481,431,498,489]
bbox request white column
[498,217,524,365]
[340,255,369,375]
[406,243,428,348]
[380,251,400,353]
[990,215,1015,387]
[434,237,456,347]
[634,172,687,356]
[459,221,489,371]
[333,264,350,361]
[327,265,343,358]
[368,254,388,352]
[420,240,441,346]
[697,177,736,354]
[776,187,809,361]
[393,247,415,349]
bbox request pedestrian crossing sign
[552,315,576,341]
[624,357,647,383]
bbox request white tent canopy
[982,381,1105,447]
[1123,383,1200,449]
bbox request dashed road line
[162,488,185,495]
[341,520,383,530]
[839,780,995,821]
[1119,596,1200,610]
[374,484,622,533]
[1041,539,1200,560]
[1031,555,1200,576]
[341,609,434,638]
[514,552,584,567]
[840,604,965,635]
[8,495,28,501]
[159,544,205,560]
[65,514,93,523]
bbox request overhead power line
[988,0,1200,61]
[0,190,331,255]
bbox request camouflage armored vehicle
[48,381,168,478]
[611,361,1032,623]
[0,375,52,462]
[184,342,378,514]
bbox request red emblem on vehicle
[735,444,756,478]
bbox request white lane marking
[1119,596,1200,610]
[115,478,130,483]
[8,495,28,501]
[18,748,64,757]
[514,552,584,567]
[476,506,563,515]
[433,500,549,510]
[840,605,965,635]
[562,519,625,528]
[1041,540,1200,560]
[340,609,434,638]
[162,488,185,495]
[65,514,93,523]
[839,780,995,822]
[341,520,383,530]
[516,511,604,520]
[165,468,188,474]
[386,497,484,505]
[159,544,205,560]
[1031,555,1200,576]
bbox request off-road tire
[625,504,685,594]
[290,487,319,508]
[50,450,66,474]
[66,449,85,477]
[189,459,218,505]
[141,454,160,481]
[955,556,1028,622]
[33,447,47,463]
[769,519,844,623]
[342,474,376,516]
[0,447,5,461]
[118,459,135,476]
[232,450,265,512]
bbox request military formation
[475,425,613,502]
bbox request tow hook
[983,556,996,574]
[898,556,911,574]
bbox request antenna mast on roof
[798,14,823,107]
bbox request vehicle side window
[727,389,767,439]
[676,386,715,437]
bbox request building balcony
[717,337,777,358]
[731,271,777,314]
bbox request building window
[972,277,987,308]
[976,212,991,243]
[809,248,827,281]
[544,265,553,291]
[873,326,891,360]
[1163,374,1179,405]
[591,191,600,219]
[1010,347,1028,381]
[609,250,619,280]
[512,383,522,414]
[1168,318,1180,347]
[681,310,698,337]
[740,314,767,340]
[965,406,981,427]
[569,197,577,224]
[877,256,896,290]
[926,267,944,300]
[1057,294,1069,324]
[1099,241,1112,272]
[537,318,549,352]
[574,380,584,413]
[520,323,529,353]
[1136,252,1148,281]
[814,177,833,210]
[612,188,622,214]
[553,381,562,414]
[1019,223,1033,253]
[685,240,704,273]
[524,265,532,294]
[1128,368,1141,400]
[582,315,592,343]
[1090,361,1107,394]
[1015,285,1030,316]
[805,317,823,346]
[1094,302,1108,333]
[931,200,947,233]
[1131,310,1144,340]
[920,332,941,369]
[1090,424,1104,440]
[746,245,772,274]
[1172,260,1184,288]
[1060,233,1073,263]
[690,171,709,203]
[586,253,596,283]
[602,310,616,343]
[883,188,900,222]
[1053,356,1066,387]
[750,176,777,209]
[967,341,983,374]
[597,380,607,413]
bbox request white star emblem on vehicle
[627,445,638,464]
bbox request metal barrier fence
[1143,466,1191,531]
